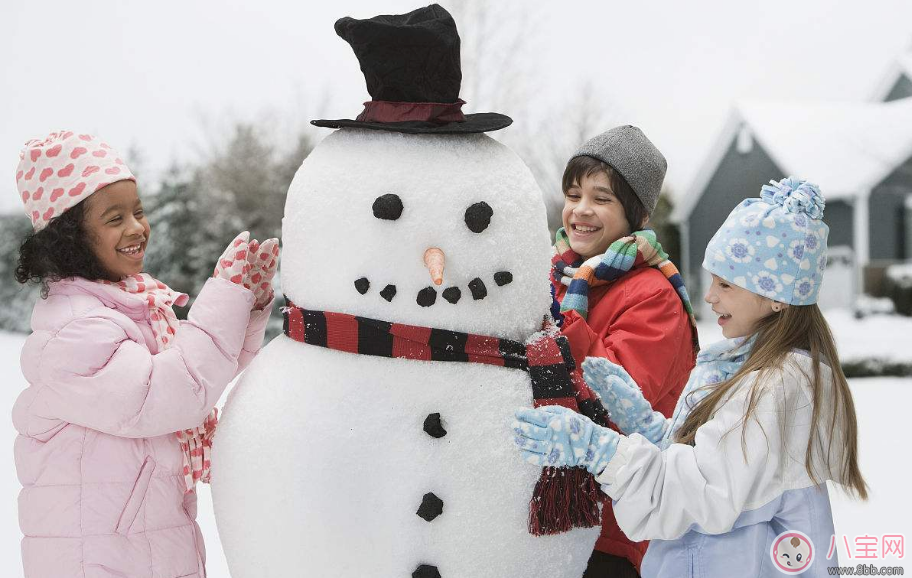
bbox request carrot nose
[424,247,445,286]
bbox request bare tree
[444,0,540,120]
[516,82,620,232]
[444,0,623,233]
[188,104,320,242]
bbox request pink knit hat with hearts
[16,130,136,231]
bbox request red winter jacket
[554,267,697,572]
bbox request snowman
[211,5,601,577]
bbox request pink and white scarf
[102,273,188,350]
[102,273,218,493]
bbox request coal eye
[465,201,493,233]
[373,194,403,220]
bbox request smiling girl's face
[704,273,784,338]
[83,180,150,281]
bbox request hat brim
[310,112,512,134]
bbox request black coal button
[464,201,493,233]
[417,286,437,307]
[380,284,397,302]
[442,287,461,304]
[412,565,441,578]
[354,277,370,295]
[423,413,447,438]
[493,271,513,286]
[372,193,404,220]
[416,492,444,522]
[468,277,487,300]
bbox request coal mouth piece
[353,270,513,308]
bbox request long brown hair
[674,304,868,499]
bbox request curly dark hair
[15,200,111,296]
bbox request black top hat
[311,4,512,134]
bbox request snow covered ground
[828,377,911,571]
[2,323,910,576]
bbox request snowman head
[281,128,552,341]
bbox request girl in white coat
[512,178,867,578]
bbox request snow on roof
[869,51,912,102]
[673,98,912,222]
[737,98,912,197]
[901,53,912,78]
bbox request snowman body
[212,130,599,577]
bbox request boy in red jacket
[551,125,699,578]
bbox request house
[673,50,912,315]
[872,51,912,102]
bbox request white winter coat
[597,352,848,578]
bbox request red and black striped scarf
[283,299,608,536]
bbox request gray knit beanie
[571,125,667,215]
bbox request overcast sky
[2,0,910,215]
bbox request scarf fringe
[176,408,219,493]
[528,466,603,535]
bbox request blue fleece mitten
[512,405,619,476]
[581,357,669,445]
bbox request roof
[902,53,912,80]
[673,97,912,223]
[870,52,912,102]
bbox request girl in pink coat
[11,130,279,578]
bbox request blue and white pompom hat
[702,177,828,305]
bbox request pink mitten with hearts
[212,232,251,286]
[246,238,279,310]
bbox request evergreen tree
[143,165,244,317]
[0,214,42,332]
[144,123,313,325]
[650,192,681,268]
[201,124,291,242]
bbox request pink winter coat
[12,276,271,578]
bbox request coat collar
[48,277,150,321]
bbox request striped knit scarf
[283,299,610,536]
[552,227,699,353]
[101,273,216,494]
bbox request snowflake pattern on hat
[702,177,829,305]
[795,276,816,300]
[752,270,783,299]
[725,238,755,263]
[787,239,806,265]
[16,130,136,231]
